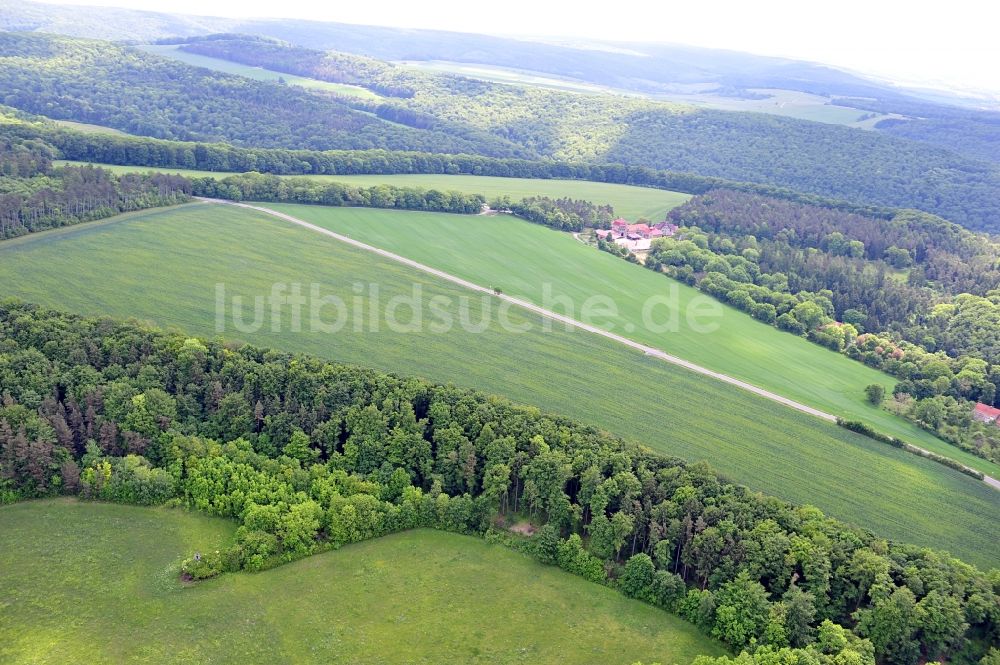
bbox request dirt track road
[200,199,999,490]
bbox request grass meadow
[0,499,724,664]
[0,203,996,567]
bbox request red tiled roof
[974,403,1000,419]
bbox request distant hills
[1,2,999,232]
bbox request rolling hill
[3,0,998,166]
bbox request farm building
[972,403,1000,425]
[600,219,677,241]
[627,223,652,238]
[598,218,678,251]
[652,221,679,235]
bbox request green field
[0,203,996,567]
[56,161,690,219]
[268,202,1000,478]
[138,44,382,99]
[0,499,724,664]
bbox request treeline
[189,171,485,214]
[1,301,997,665]
[0,142,190,238]
[836,419,986,479]
[0,134,619,242]
[188,173,612,228]
[502,195,614,232]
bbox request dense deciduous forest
[830,96,1000,165]
[0,33,523,157]
[666,191,1000,308]
[2,31,999,232]
[1,301,997,665]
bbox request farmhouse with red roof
[597,218,678,251]
[972,403,1000,425]
[627,223,652,238]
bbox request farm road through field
[200,199,1000,491]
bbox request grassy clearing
[137,44,381,99]
[268,203,1000,479]
[50,119,130,135]
[55,161,690,219]
[0,499,725,664]
[398,61,873,126]
[0,203,995,567]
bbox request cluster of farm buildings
[973,403,1000,426]
[596,218,679,251]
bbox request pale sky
[39,0,1000,96]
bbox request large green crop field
[0,203,996,567]
[269,202,1000,478]
[0,500,723,664]
[56,161,690,220]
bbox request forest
[0,33,522,157]
[1,300,998,665]
[0,137,191,237]
[830,96,1000,165]
[1,31,999,232]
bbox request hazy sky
[39,0,1000,95]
